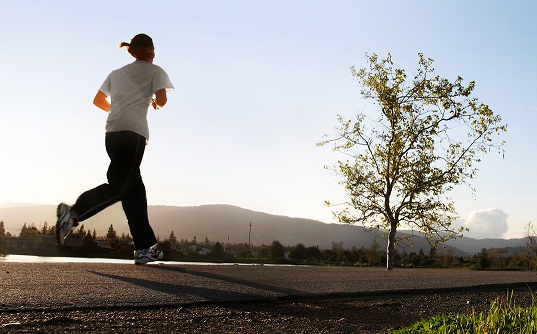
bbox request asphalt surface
[2,260,537,312]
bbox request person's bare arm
[151,89,168,110]
[93,90,110,112]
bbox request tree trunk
[386,222,397,270]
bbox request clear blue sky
[1,1,535,239]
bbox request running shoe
[134,247,164,264]
[56,203,77,245]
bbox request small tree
[74,224,85,238]
[365,239,382,266]
[20,223,41,240]
[288,243,307,262]
[168,231,178,250]
[211,241,224,258]
[319,53,507,270]
[40,221,55,236]
[523,222,537,270]
[41,222,49,236]
[476,248,492,269]
[82,230,97,251]
[257,244,270,259]
[305,246,321,263]
[0,221,5,238]
[106,224,118,246]
[0,221,7,257]
[269,240,285,263]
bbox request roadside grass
[391,291,537,334]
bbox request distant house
[186,245,212,256]
[95,239,113,249]
[197,247,212,256]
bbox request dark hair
[119,34,155,60]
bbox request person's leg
[122,176,158,250]
[71,133,124,222]
[66,131,159,256]
[105,131,157,250]
[71,184,119,222]
[57,134,122,244]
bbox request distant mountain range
[0,203,527,256]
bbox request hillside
[444,235,527,255]
[0,203,527,255]
[0,203,379,248]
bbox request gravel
[1,286,535,333]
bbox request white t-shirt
[99,60,174,141]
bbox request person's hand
[151,98,160,110]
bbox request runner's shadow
[147,265,303,296]
[88,270,260,302]
[88,265,303,302]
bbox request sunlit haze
[1,1,536,239]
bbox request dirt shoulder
[1,286,535,333]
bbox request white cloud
[463,208,509,239]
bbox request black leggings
[72,131,157,250]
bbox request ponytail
[119,42,154,61]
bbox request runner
[56,33,174,264]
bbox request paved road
[1,260,537,312]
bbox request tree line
[2,220,537,270]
